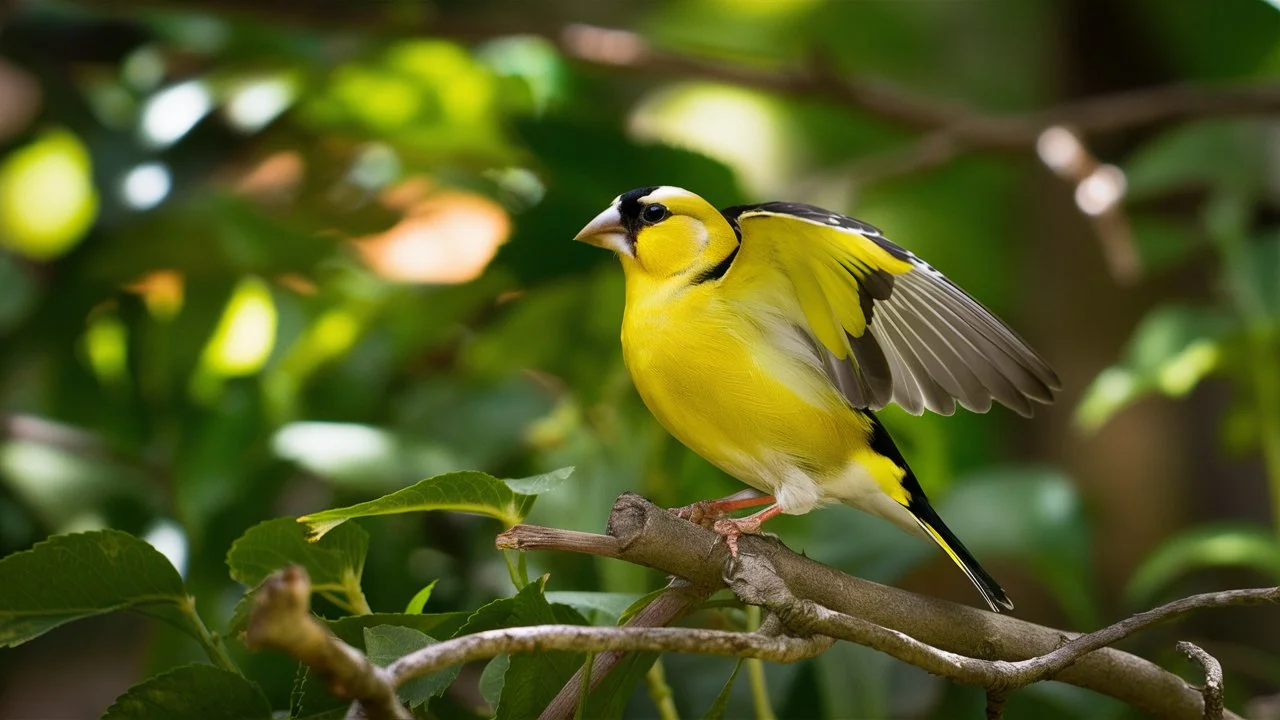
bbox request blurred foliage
[1,0,1279,718]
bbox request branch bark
[247,495,1275,719]
[243,566,410,720]
[498,493,1278,719]
[1178,642,1225,720]
[540,577,715,720]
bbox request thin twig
[387,625,833,685]
[556,25,1280,148]
[540,577,712,720]
[1178,642,1225,720]
[243,566,409,720]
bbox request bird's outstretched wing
[725,202,1060,417]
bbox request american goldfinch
[574,186,1059,612]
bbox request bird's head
[573,186,740,284]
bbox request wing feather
[728,203,1060,417]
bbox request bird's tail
[908,501,1013,612]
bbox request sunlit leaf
[102,664,271,720]
[405,579,437,614]
[0,530,189,647]
[298,470,536,540]
[227,518,368,594]
[503,466,574,495]
[1126,523,1280,606]
[1076,306,1236,431]
[364,625,459,707]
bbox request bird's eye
[641,203,669,224]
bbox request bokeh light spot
[120,162,172,210]
[355,188,510,284]
[140,80,213,148]
[196,276,277,382]
[0,129,99,260]
[224,75,296,133]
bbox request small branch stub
[243,566,410,720]
[1177,641,1224,720]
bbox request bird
[572,186,1060,612]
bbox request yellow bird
[574,186,1059,612]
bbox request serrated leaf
[227,518,368,591]
[364,625,459,707]
[503,466,574,495]
[1126,523,1280,606]
[479,654,510,710]
[102,664,271,720]
[701,658,744,720]
[299,471,535,540]
[0,530,188,647]
[1075,306,1236,432]
[405,580,438,614]
[545,591,642,625]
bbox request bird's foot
[669,500,720,529]
[712,515,764,558]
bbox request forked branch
[245,494,1275,720]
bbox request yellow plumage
[574,186,1060,612]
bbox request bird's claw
[713,516,761,558]
[669,500,719,529]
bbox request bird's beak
[573,205,633,257]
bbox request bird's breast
[621,287,863,488]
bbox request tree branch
[386,625,832,687]
[248,495,1274,719]
[499,493,1277,719]
[540,577,715,720]
[1178,642,1224,720]
[243,566,410,720]
[557,24,1280,149]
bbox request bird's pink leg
[670,490,775,528]
[713,504,784,557]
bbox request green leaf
[503,466,574,495]
[616,586,671,625]
[228,517,368,591]
[299,470,535,540]
[364,625,459,707]
[545,591,643,625]
[702,659,744,720]
[292,612,471,718]
[331,612,471,645]
[582,651,660,719]
[479,655,510,710]
[405,580,438,614]
[1126,523,1280,606]
[0,530,187,647]
[1125,120,1268,200]
[102,664,271,720]
[1075,306,1237,432]
[455,577,590,719]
